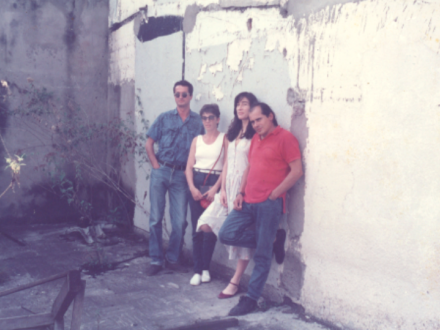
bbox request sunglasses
[201,115,216,121]
[174,92,189,98]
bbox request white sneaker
[190,273,201,286]
[201,270,211,283]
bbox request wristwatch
[237,192,245,197]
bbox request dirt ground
[0,223,332,330]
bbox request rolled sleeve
[147,115,162,141]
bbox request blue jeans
[188,171,219,274]
[219,198,283,301]
[149,165,189,266]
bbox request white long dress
[196,137,253,260]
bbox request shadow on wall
[282,87,308,300]
[0,181,135,226]
[0,82,9,168]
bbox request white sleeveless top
[194,132,225,171]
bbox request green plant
[5,80,150,224]
[0,133,25,199]
[82,246,115,276]
[107,206,123,225]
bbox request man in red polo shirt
[219,102,303,316]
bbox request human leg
[200,230,217,283]
[148,167,169,267]
[246,198,283,301]
[166,169,189,265]
[189,171,220,276]
[196,193,228,235]
[202,232,217,272]
[188,190,205,274]
[220,258,250,297]
[199,224,212,232]
[218,204,256,248]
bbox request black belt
[158,160,185,171]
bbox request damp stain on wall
[136,16,183,43]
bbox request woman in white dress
[186,104,225,286]
[196,92,258,298]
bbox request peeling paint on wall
[182,4,201,33]
[109,20,136,84]
[226,39,252,72]
[111,0,440,329]
[220,0,280,7]
[208,62,223,75]
[211,85,224,100]
[197,63,207,80]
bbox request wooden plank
[0,272,68,298]
[165,318,239,330]
[51,278,69,318]
[54,317,64,330]
[0,312,53,330]
[51,270,82,320]
[70,280,86,330]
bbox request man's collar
[172,108,194,115]
[272,126,282,135]
[259,125,281,140]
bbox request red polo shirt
[244,126,301,213]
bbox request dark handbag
[199,136,225,209]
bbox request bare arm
[185,137,203,201]
[268,159,303,200]
[145,137,160,169]
[205,139,228,202]
[220,140,229,207]
[233,164,250,210]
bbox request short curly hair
[199,104,220,118]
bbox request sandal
[218,282,239,299]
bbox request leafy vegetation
[2,80,150,225]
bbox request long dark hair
[227,92,258,142]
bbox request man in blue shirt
[145,80,204,276]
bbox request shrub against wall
[2,80,149,225]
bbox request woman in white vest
[186,104,225,286]
[196,92,258,298]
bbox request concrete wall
[0,0,109,222]
[109,0,440,328]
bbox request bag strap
[202,134,226,186]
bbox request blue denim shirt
[147,109,204,167]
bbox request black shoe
[273,229,286,264]
[165,260,189,273]
[228,296,257,316]
[146,264,162,276]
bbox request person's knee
[200,224,212,233]
[149,214,163,228]
[218,225,233,244]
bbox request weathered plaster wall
[110,0,440,328]
[0,0,109,222]
[295,2,440,329]
[184,8,300,299]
